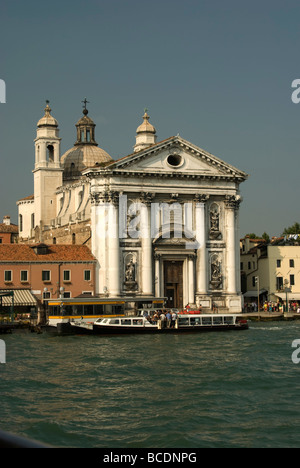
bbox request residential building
[241,235,300,309]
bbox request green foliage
[282,222,300,235]
[245,232,270,242]
[262,232,270,242]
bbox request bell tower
[134,110,157,152]
[33,101,63,229]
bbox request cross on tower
[82,98,90,110]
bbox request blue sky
[1,0,300,237]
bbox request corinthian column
[140,193,154,296]
[108,193,120,296]
[195,195,209,295]
[224,195,240,295]
[188,255,195,304]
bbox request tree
[282,222,300,235]
[262,232,270,242]
[246,233,258,239]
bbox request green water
[1,321,300,448]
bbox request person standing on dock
[171,311,177,328]
[166,311,172,328]
[160,312,166,329]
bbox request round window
[167,154,182,167]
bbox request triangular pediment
[107,136,247,181]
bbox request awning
[0,290,37,307]
[275,292,300,301]
[243,290,267,297]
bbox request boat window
[179,318,189,326]
[62,305,71,316]
[224,317,234,325]
[132,319,143,326]
[202,317,212,325]
[121,319,131,325]
[49,306,59,316]
[104,305,112,315]
[102,319,109,324]
[213,316,223,325]
[83,305,93,316]
[109,319,120,324]
[112,305,123,315]
[72,305,83,316]
[94,304,104,314]
[190,317,201,326]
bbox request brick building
[0,216,18,244]
[0,243,96,321]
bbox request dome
[60,100,113,180]
[61,144,113,179]
[136,110,156,134]
[37,101,58,127]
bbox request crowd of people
[244,301,300,313]
[142,309,178,328]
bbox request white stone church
[17,101,248,312]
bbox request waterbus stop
[0,291,14,322]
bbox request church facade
[17,101,248,312]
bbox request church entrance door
[164,261,183,309]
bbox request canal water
[1,321,300,448]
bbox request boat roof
[48,296,166,305]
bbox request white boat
[67,312,249,335]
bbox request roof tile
[0,244,96,262]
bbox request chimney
[3,215,10,226]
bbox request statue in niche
[209,204,222,240]
[210,256,223,290]
[125,259,135,282]
[124,258,138,292]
